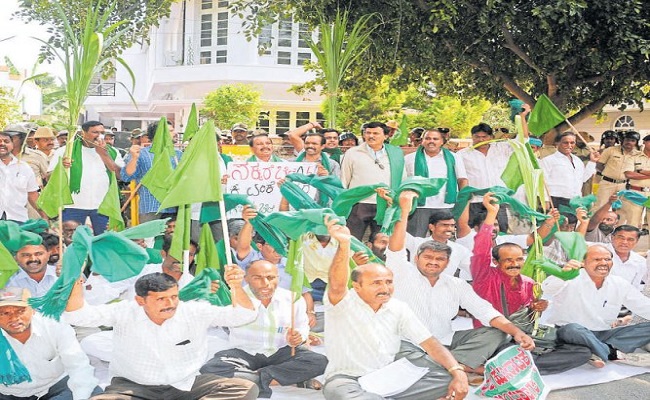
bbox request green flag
[179,267,231,306]
[158,121,223,210]
[0,243,18,289]
[195,223,218,276]
[141,117,177,203]
[169,204,191,263]
[37,158,74,218]
[389,114,409,146]
[183,103,199,142]
[527,94,566,136]
[285,238,309,301]
[97,172,125,231]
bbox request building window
[614,115,635,130]
[258,111,270,131]
[199,2,228,65]
[200,51,211,64]
[200,14,212,47]
[276,111,291,134]
[296,112,310,127]
[316,112,326,126]
[258,16,314,66]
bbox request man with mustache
[323,216,469,400]
[247,134,284,162]
[6,234,57,297]
[64,271,260,400]
[0,287,101,399]
[387,191,534,384]
[471,194,592,374]
[543,245,650,367]
[48,121,125,235]
[605,225,646,290]
[289,130,341,178]
[201,260,327,398]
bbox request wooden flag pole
[564,119,598,153]
[218,199,237,307]
[543,182,562,231]
[120,182,142,213]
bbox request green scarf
[295,150,333,173]
[280,180,321,210]
[451,186,550,222]
[179,268,231,306]
[0,333,31,385]
[247,154,283,162]
[323,147,343,164]
[413,146,458,206]
[384,144,405,191]
[558,195,597,217]
[331,183,389,218]
[285,174,344,205]
[69,138,118,194]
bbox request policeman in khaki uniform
[622,134,650,227]
[595,131,641,218]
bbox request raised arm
[576,207,589,236]
[235,205,257,261]
[457,201,472,239]
[471,193,498,280]
[326,215,352,306]
[587,194,617,232]
[527,208,560,246]
[223,264,254,310]
[287,121,322,153]
[388,190,419,252]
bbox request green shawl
[247,154,284,162]
[323,147,343,164]
[69,138,118,194]
[295,150,332,173]
[413,146,458,206]
[384,144,405,191]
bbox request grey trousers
[200,345,327,398]
[347,203,380,241]
[323,341,452,400]
[91,374,258,400]
[449,327,508,369]
[557,322,650,361]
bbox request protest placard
[226,162,318,217]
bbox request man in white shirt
[388,191,534,378]
[48,121,125,235]
[6,237,58,298]
[541,132,599,209]
[405,129,468,237]
[404,209,472,281]
[63,271,259,400]
[543,245,650,367]
[607,225,647,290]
[0,130,44,222]
[458,123,514,232]
[322,216,469,400]
[201,260,327,398]
[0,287,101,399]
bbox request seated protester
[39,232,62,268]
[83,237,198,305]
[63,272,259,400]
[472,194,591,374]
[405,209,472,280]
[247,134,285,162]
[455,200,558,252]
[387,191,534,382]
[302,233,338,303]
[0,287,101,399]
[235,205,316,326]
[201,260,328,398]
[606,225,646,290]
[6,235,57,297]
[543,245,650,367]
[323,217,469,400]
[585,194,620,244]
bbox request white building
[0,65,42,118]
[573,101,650,142]
[84,0,323,134]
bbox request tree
[16,0,175,77]
[231,0,650,136]
[202,84,263,131]
[0,86,20,128]
[305,10,377,128]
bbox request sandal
[588,354,605,368]
[297,378,323,390]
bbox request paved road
[547,373,650,399]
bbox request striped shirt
[386,248,502,345]
[227,287,309,356]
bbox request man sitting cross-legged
[387,190,535,383]
[201,260,328,398]
[322,215,469,400]
[63,271,259,400]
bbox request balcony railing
[88,83,116,96]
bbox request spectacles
[375,159,385,170]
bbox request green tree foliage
[202,84,263,131]
[16,0,176,77]
[0,87,21,128]
[408,96,492,139]
[231,0,650,133]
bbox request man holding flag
[201,259,327,398]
